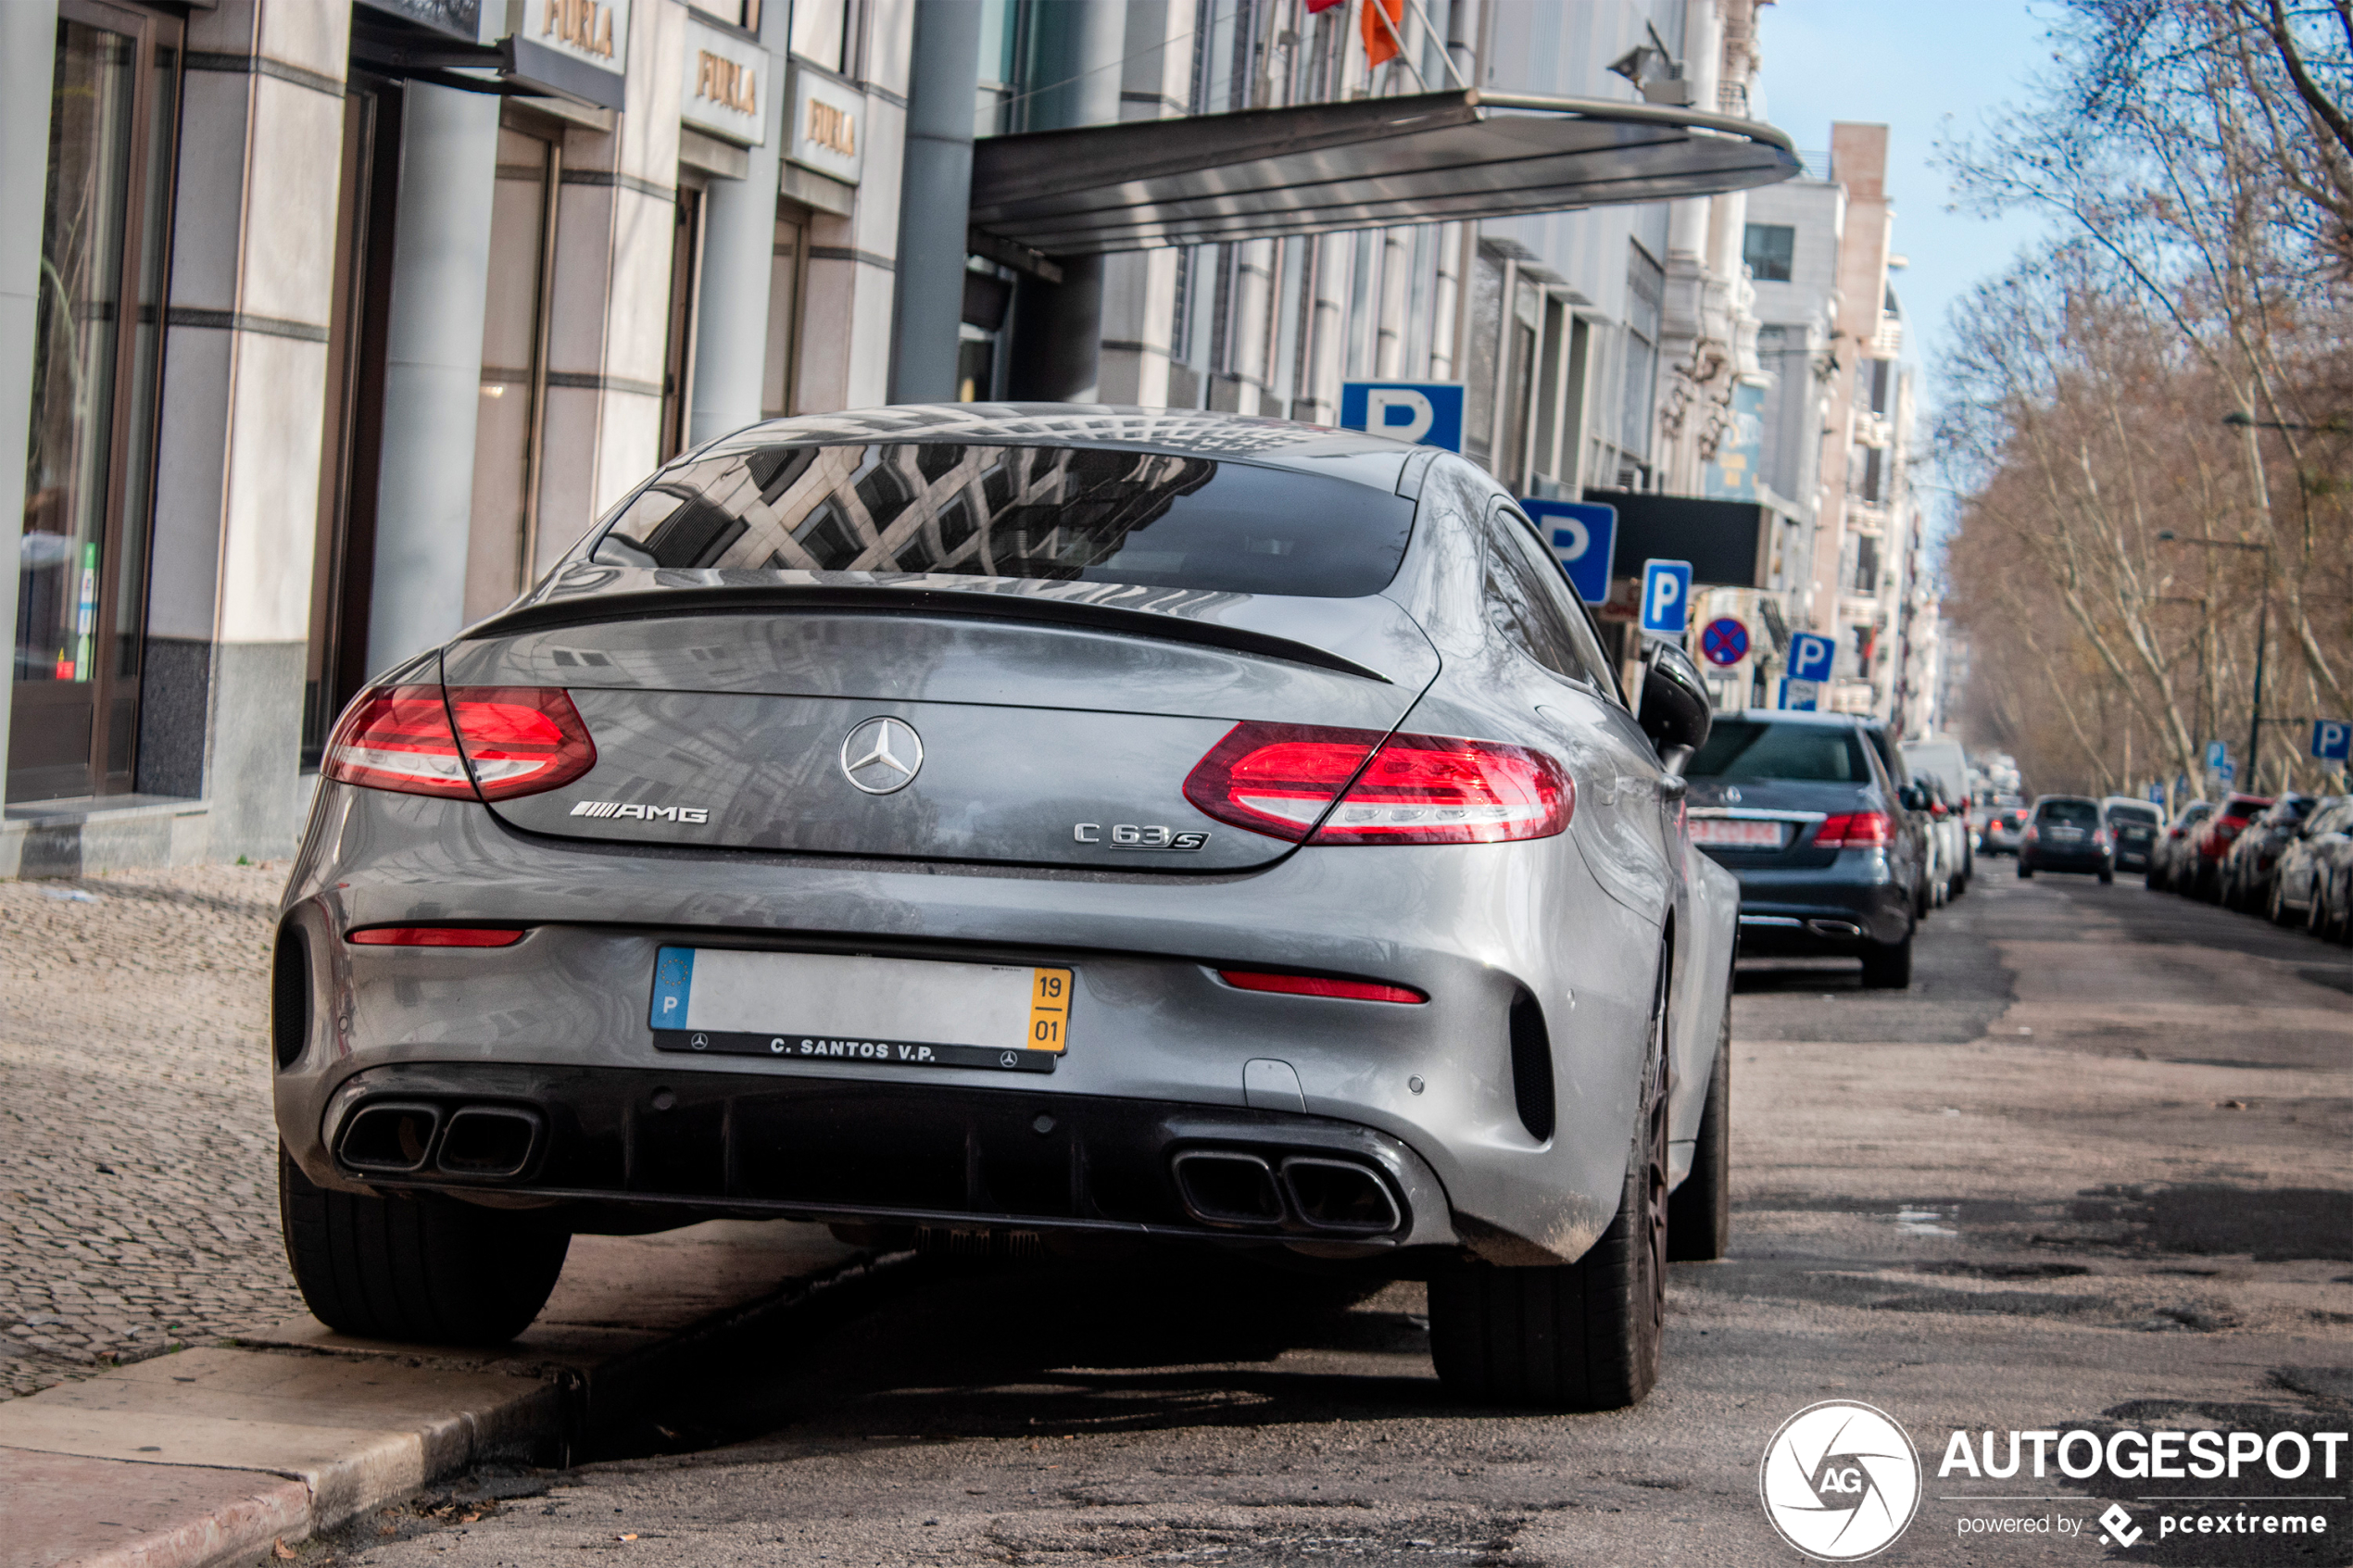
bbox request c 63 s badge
[1075,822,1210,851]
[572,801,711,824]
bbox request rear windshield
[2038,800,2099,826]
[587,443,1416,597]
[1687,721,1870,783]
[2107,804,2160,825]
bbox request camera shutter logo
[1758,1400,1922,1561]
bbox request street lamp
[2155,530,2271,783]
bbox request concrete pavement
[318,871,2353,1568]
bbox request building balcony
[1846,501,1888,536]
[1838,593,1882,625]
[1871,316,1903,357]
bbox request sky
[1751,0,2063,389]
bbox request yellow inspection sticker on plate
[649,948,1075,1073]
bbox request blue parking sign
[1338,381,1465,450]
[2314,720,2352,761]
[1640,559,1692,637]
[1787,632,1837,684]
[1523,499,1617,604]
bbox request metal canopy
[968,89,1800,258]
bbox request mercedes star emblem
[1724,786,1743,805]
[840,716,924,794]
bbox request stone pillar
[888,0,982,403]
[0,0,60,777]
[366,83,499,676]
[134,2,348,857]
[688,1,788,445]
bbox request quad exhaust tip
[1170,1149,1402,1236]
[336,1100,543,1180]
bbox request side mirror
[1638,637,1712,766]
[1898,784,1926,812]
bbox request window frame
[1482,502,1625,706]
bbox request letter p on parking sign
[2314,719,2352,762]
[1640,559,1692,637]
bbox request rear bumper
[1718,857,1912,949]
[313,1061,1458,1253]
[2025,845,2111,872]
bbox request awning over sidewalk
[969,89,1799,257]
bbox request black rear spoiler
[460,583,1394,684]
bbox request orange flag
[1362,0,1406,68]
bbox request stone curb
[2,1223,908,1568]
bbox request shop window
[1619,242,1663,468]
[464,125,560,621]
[761,209,808,417]
[303,79,399,771]
[658,187,706,463]
[12,3,182,803]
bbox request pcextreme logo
[1759,1400,1924,1561]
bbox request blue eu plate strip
[650,947,695,1031]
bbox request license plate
[648,947,1073,1073]
[2051,827,2082,840]
[1692,817,1785,848]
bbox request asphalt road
[328,869,2353,1568]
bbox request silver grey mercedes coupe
[273,406,1738,1411]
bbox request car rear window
[2108,804,2160,826]
[1686,721,1869,782]
[587,443,1417,597]
[2038,800,2099,827]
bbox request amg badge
[1074,823,1210,850]
[571,801,711,824]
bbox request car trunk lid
[440,588,1439,871]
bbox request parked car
[2185,794,2274,901]
[2100,797,2164,874]
[2220,794,2314,911]
[1977,795,2031,856]
[2019,796,2113,882]
[1902,736,1974,895]
[1861,724,1939,918]
[2271,796,2353,936]
[1685,709,1926,988]
[2145,800,2214,891]
[273,410,1741,1413]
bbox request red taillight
[1216,969,1427,1003]
[1816,810,1894,849]
[1181,722,1386,838]
[323,685,596,801]
[1183,723,1571,845]
[1929,800,1948,817]
[346,927,526,947]
[321,685,474,797]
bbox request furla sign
[683,19,766,145]
[787,59,862,184]
[504,0,630,109]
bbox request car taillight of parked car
[323,685,598,801]
[1183,723,1572,845]
[1815,810,1893,849]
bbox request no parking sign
[1700,617,1749,667]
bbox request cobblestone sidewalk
[0,864,304,1399]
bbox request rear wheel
[1666,1002,1730,1262]
[2017,859,2033,879]
[1429,964,1669,1411]
[1859,933,1913,989]
[279,1148,569,1346]
[2098,866,2114,885]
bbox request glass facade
[12,6,178,802]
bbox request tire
[1666,1002,1730,1263]
[2018,859,2033,879]
[2098,866,2114,885]
[2269,879,2290,926]
[1429,964,1669,1411]
[1859,932,1914,989]
[279,1148,570,1346]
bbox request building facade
[3,0,1825,878]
